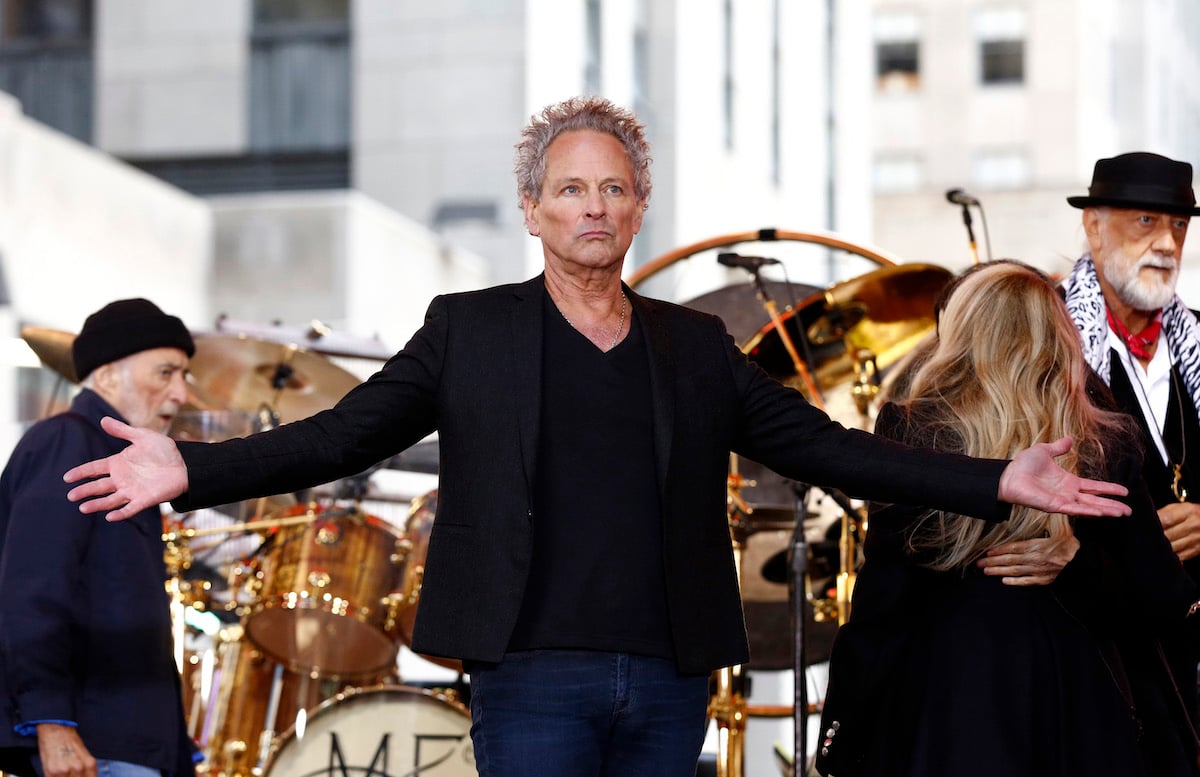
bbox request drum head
[265,685,474,776]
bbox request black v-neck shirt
[506,296,674,659]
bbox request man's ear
[522,196,540,237]
[90,362,116,391]
[1082,208,1103,246]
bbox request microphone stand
[957,203,980,265]
[790,486,808,777]
[746,268,826,412]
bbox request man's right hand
[63,416,188,522]
[1159,502,1200,561]
[978,534,1080,586]
[37,723,96,777]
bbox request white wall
[0,92,211,457]
[355,0,529,284]
[0,93,211,330]
[96,0,250,156]
[207,191,487,352]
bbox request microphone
[945,189,981,264]
[945,188,980,207]
[718,252,780,271]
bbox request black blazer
[174,277,1010,674]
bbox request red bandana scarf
[1107,308,1163,360]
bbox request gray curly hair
[513,96,652,207]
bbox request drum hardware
[237,503,409,679]
[263,685,475,777]
[820,488,866,626]
[399,491,464,674]
[211,314,395,362]
[742,263,952,424]
[709,467,760,777]
[719,253,826,412]
[190,627,385,777]
[164,520,217,675]
[850,348,881,416]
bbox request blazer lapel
[510,277,545,500]
[629,287,676,493]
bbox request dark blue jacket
[0,389,196,776]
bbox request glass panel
[980,39,1024,84]
[1,0,91,42]
[972,149,1030,189]
[874,156,923,194]
[253,0,349,27]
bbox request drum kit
[20,325,474,777]
[20,229,950,777]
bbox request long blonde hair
[900,261,1129,570]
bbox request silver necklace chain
[560,292,627,350]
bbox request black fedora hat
[1067,152,1200,216]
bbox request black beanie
[72,298,196,381]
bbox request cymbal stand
[791,498,808,777]
[710,460,753,777]
[745,268,826,412]
[822,488,866,625]
[162,521,201,675]
[161,503,332,546]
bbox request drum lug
[383,591,406,630]
[406,566,424,606]
[391,536,413,565]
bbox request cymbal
[188,333,361,424]
[742,263,952,393]
[21,326,78,382]
[680,280,823,344]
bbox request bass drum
[192,628,381,777]
[264,686,475,776]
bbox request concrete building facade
[869,0,1200,296]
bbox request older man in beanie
[1061,151,1200,722]
[0,299,197,777]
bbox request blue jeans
[466,650,710,777]
[35,758,161,777]
[96,762,162,777]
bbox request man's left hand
[999,437,1130,517]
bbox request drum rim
[243,603,402,679]
[263,684,470,772]
[273,501,408,539]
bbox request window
[874,11,920,93]
[253,0,348,27]
[722,0,734,149]
[874,155,923,194]
[632,0,649,119]
[0,0,93,141]
[249,0,350,153]
[0,0,91,42]
[972,149,1030,189]
[584,0,602,95]
[974,7,1025,85]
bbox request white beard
[1099,247,1178,311]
